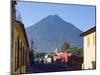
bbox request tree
[73,47,83,57]
[60,41,70,52]
[68,47,83,57]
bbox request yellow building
[11,1,29,74]
[80,26,96,69]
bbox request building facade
[81,26,96,69]
[11,1,29,74]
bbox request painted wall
[83,31,96,69]
[12,21,29,74]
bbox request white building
[80,26,96,69]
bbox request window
[93,34,95,46]
[20,42,22,66]
[16,37,19,70]
[87,36,90,47]
[23,46,24,65]
[19,41,21,67]
[25,50,27,64]
[24,48,27,65]
[15,39,18,71]
[20,42,23,74]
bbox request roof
[80,26,96,36]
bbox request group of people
[35,51,72,64]
[35,55,53,64]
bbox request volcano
[26,15,83,52]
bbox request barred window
[15,39,18,71]
[93,34,95,46]
[20,42,22,66]
[23,46,24,65]
[87,36,90,47]
[16,37,19,70]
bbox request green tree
[60,41,70,52]
[69,47,83,57]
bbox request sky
[16,1,96,32]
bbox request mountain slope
[26,15,83,52]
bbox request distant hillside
[26,15,83,53]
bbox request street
[27,62,77,73]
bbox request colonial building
[80,26,96,69]
[11,1,29,74]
